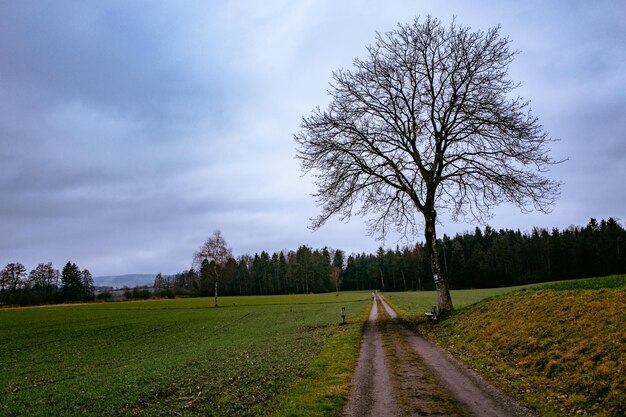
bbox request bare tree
[295,16,562,313]
[28,262,60,295]
[0,263,27,294]
[81,269,95,300]
[193,230,233,307]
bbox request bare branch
[295,15,561,237]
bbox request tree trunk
[214,280,218,307]
[424,212,454,313]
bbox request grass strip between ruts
[272,299,372,417]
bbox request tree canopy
[295,16,562,312]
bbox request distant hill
[94,274,155,289]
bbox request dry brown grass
[425,284,625,416]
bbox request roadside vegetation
[273,299,371,417]
[388,275,626,417]
[0,293,369,416]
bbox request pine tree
[61,262,83,302]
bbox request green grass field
[3,278,624,416]
[384,283,540,320]
[0,293,370,417]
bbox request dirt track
[343,295,537,417]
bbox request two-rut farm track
[343,295,538,417]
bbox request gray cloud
[1,0,625,275]
[0,2,230,121]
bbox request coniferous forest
[2,218,624,306]
[153,218,625,297]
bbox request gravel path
[343,295,538,417]
[343,296,399,417]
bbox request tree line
[154,218,625,297]
[343,217,625,291]
[2,217,623,306]
[153,245,344,298]
[0,262,94,306]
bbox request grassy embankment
[386,275,626,417]
[0,293,370,417]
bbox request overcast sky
[1,0,624,276]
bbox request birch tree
[193,230,233,307]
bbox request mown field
[0,293,370,417]
[387,275,626,417]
